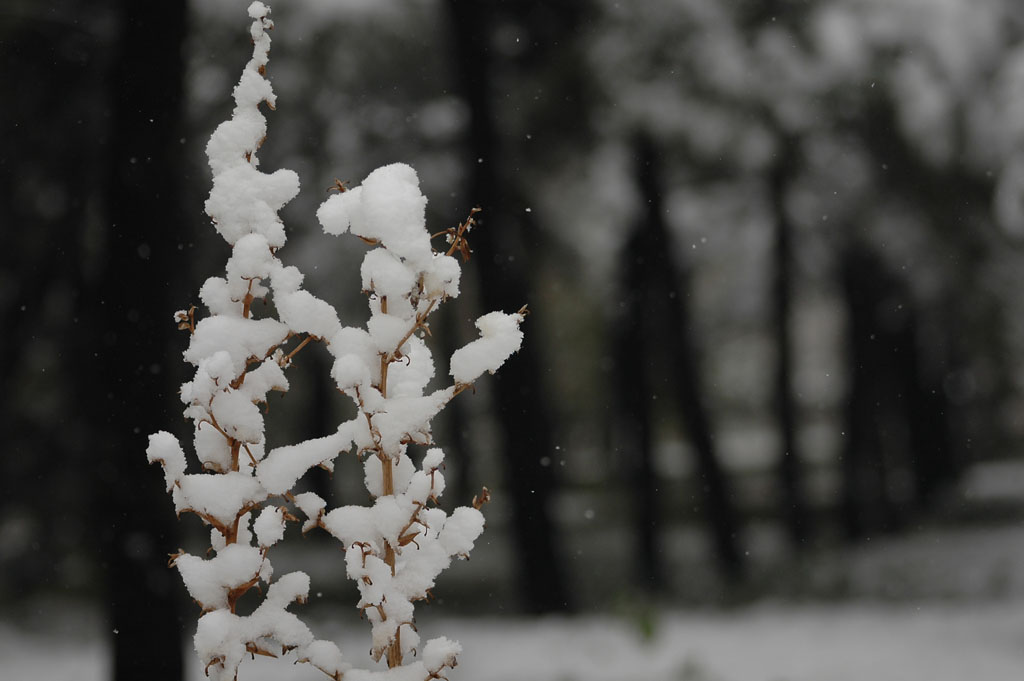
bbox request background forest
[6,0,1024,679]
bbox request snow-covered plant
[146,4,524,680]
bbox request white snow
[368,388,452,456]
[275,289,342,340]
[256,424,356,495]
[254,506,286,548]
[361,248,416,298]
[9,600,1024,681]
[449,311,525,385]
[175,543,264,612]
[194,421,233,472]
[184,316,290,377]
[146,431,187,491]
[292,491,327,533]
[437,507,485,557]
[318,164,433,269]
[297,639,349,678]
[421,636,461,675]
[173,471,267,528]
[210,389,264,443]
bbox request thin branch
[389,298,438,361]
[242,278,256,318]
[282,333,318,365]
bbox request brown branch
[178,507,228,537]
[227,501,260,544]
[379,296,390,398]
[377,439,402,668]
[167,549,186,568]
[472,487,491,510]
[452,382,474,399]
[205,656,224,676]
[327,178,349,194]
[443,207,480,261]
[175,306,197,334]
[246,642,278,659]
[282,333,318,365]
[380,453,395,505]
[398,531,420,548]
[383,298,439,372]
[397,501,425,545]
[386,627,403,669]
[227,573,261,613]
[242,278,256,319]
[243,443,259,467]
[202,415,232,442]
[230,440,241,471]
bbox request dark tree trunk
[614,224,662,592]
[767,140,812,548]
[887,295,960,511]
[839,245,918,539]
[840,246,878,539]
[633,133,744,580]
[0,0,112,598]
[89,1,189,678]
[854,92,1003,472]
[445,0,570,613]
[904,321,957,505]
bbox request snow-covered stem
[147,3,524,680]
[315,171,524,669]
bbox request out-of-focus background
[6,0,1024,679]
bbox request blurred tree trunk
[633,132,744,580]
[839,245,918,538]
[0,0,111,597]
[614,218,661,592]
[855,93,1001,473]
[904,316,958,505]
[841,233,965,539]
[839,246,884,539]
[767,139,812,548]
[446,0,571,613]
[737,3,816,550]
[87,1,189,678]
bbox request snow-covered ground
[4,599,1024,681]
[445,604,1024,681]
[6,460,1024,681]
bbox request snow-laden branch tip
[450,310,525,385]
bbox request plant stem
[374,292,403,667]
[283,334,315,364]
